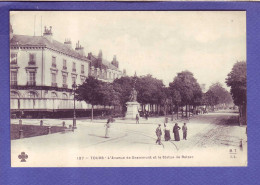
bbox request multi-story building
[10,25,123,118]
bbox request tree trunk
[177,104,179,119]
[91,104,94,121]
[189,105,190,117]
[186,104,188,117]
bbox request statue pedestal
[125,101,140,119]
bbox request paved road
[11,111,247,167]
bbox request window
[10,71,17,85]
[62,93,68,99]
[113,73,115,79]
[62,75,67,84]
[11,53,17,64]
[62,75,68,88]
[72,62,76,72]
[63,59,67,70]
[109,72,111,79]
[10,91,19,98]
[51,92,58,99]
[29,53,36,65]
[28,72,36,85]
[52,73,56,83]
[81,65,84,74]
[72,76,76,84]
[27,91,37,98]
[51,73,57,87]
[52,56,56,68]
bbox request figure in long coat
[155,124,162,145]
[182,123,188,140]
[164,123,171,141]
[173,123,181,141]
[104,118,111,138]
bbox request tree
[75,76,104,121]
[113,76,134,112]
[169,70,202,117]
[226,61,247,125]
[204,82,233,110]
[135,74,165,113]
[226,62,247,106]
[168,87,181,119]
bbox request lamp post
[72,82,77,129]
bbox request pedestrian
[155,124,162,145]
[104,118,111,138]
[173,123,181,141]
[145,111,149,120]
[136,114,139,124]
[182,123,188,140]
[164,123,171,141]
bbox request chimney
[75,40,85,56]
[87,52,92,60]
[64,38,72,49]
[43,26,53,42]
[98,50,103,60]
[10,23,13,40]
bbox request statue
[125,72,139,119]
[129,88,137,102]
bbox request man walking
[136,114,139,124]
[182,123,188,140]
[156,124,162,145]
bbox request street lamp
[72,81,77,129]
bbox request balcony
[62,84,68,88]
[28,61,36,66]
[63,66,67,70]
[27,81,36,86]
[10,60,17,65]
[72,68,76,73]
[51,82,58,87]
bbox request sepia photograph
[10,11,247,167]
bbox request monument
[125,73,140,119]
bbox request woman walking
[104,118,111,138]
[173,123,181,141]
[164,123,171,141]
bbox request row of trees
[225,61,247,125]
[75,69,235,120]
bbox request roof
[10,34,120,71]
[10,34,88,61]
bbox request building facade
[10,25,123,118]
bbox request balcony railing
[10,81,17,86]
[28,61,36,66]
[63,66,67,70]
[62,84,68,88]
[52,63,57,68]
[27,81,36,86]
[10,60,17,65]
[51,82,58,87]
[72,68,76,72]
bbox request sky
[10,11,246,90]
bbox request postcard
[10,11,247,167]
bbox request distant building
[87,51,123,82]
[10,25,123,118]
